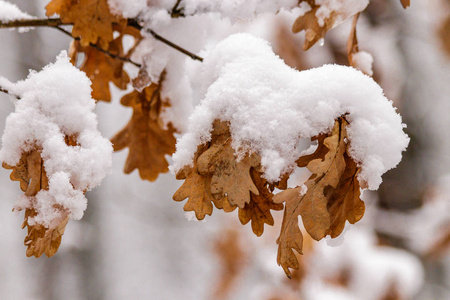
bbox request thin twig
[1,18,141,67]
[171,0,185,18]
[0,87,20,99]
[0,18,63,28]
[1,17,204,62]
[127,19,203,62]
[54,26,141,67]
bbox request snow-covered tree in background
[0,0,449,299]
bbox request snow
[315,0,369,28]
[352,51,374,76]
[305,228,424,300]
[108,0,148,18]
[0,1,34,22]
[172,33,409,190]
[0,51,112,227]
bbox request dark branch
[0,18,64,28]
[0,87,20,99]
[54,26,141,67]
[1,17,204,62]
[1,18,141,67]
[171,0,185,18]
[127,19,204,62]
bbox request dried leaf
[326,152,365,238]
[46,0,124,49]
[3,149,69,257]
[70,38,129,102]
[439,15,450,56]
[238,168,284,236]
[292,6,337,50]
[213,229,246,299]
[400,0,410,9]
[197,124,260,208]
[273,118,352,277]
[347,13,359,68]
[173,145,224,220]
[111,82,177,181]
[23,209,69,258]
[3,149,48,197]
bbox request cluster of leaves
[174,118,366,277]
[1,0,410,263]
[293,0,410,50]
[3,0,176,256]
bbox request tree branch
[0,18,64,28]
[0,18,141,67]
[1,17,204,63]
[54,26,141,67]
[127,19,204,62]
[0,87,20,99]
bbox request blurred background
[0,0,449,299]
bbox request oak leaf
[111,82,177,181]
[238,168,284,236]
[274,118,361,278]
[173,144,233,220]
[46,0,124,49]
[292,6,337,50]
[3,149,69,257]
[326,152,365,238]
[70,38,129,102]
[196,122,260,209]
[22,209,69,258]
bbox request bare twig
[1,18,141,67]
[127,19,204,62]
[0,18,63,29]
[54,26,141,67]
[171,0,185,18]
[0,87,20,99]
[2,17,204,62]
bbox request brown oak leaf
[46,0,124,49]
[325,152,365,238]
[273,118,359,278]
[69,25,141,102]
[70,38,129,102]
[3,149,69,257]
[111,82,177,181]
[22,209,69,258]
[196,121,261,209]
[173,144,236,220]
[292,5,337,50]
[400,0,410,9]
[238,168,284,236]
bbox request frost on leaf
[111,78,177,181]
[238,168,284,237]
[45,0,124,49]
[273,118,365,278]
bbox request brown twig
[127,19,204,62]
[0,18,64,28]
[53,26,141,67]
[1,17,204,63]
[0,87,20,99]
